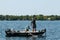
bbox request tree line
[0,15,60,20]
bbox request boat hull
[5,29,46,37]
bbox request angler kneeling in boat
[25,26,30,32]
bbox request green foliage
[0,15,60,20]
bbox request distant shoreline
[0,15,60,20]
[0,19,60,21]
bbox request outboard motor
[41,28,46,33]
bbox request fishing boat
[5,17,46,37]
[5,28,46,37]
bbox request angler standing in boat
[31,16,36,32]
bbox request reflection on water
[6,36,46,40]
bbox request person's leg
[32,26,33,32]
[33,28,36,32]
[35,28,36,32]
[34,28,36,32]
[32,28,34,32]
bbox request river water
[0,20,60,40]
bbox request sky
[0,0,60,15]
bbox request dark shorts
[33,25,36,28]
[33,27,36,28]
[33,26,36,29]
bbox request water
[0,20,60,40]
